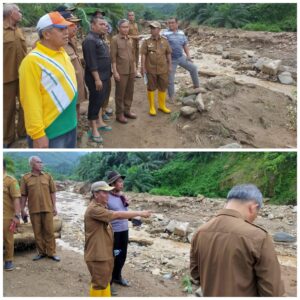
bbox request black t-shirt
[82,31,112,81]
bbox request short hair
[28,156,40,167]
[3,3,19,18]
[38,25,54,39]
[127,11,135,16]
[90,15,104,25]
[227,184,263,209]
[118,19,129,28]
[168,16,178,23]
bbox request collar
[4,19,16,30]
[216,208,245,221]
[92,198,107,209]
[36,41,64,57]
[30,171,45,177]
[89,30,100,38]
[151,35,161,41]
[118,34,129,40]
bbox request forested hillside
[18,3,296,32]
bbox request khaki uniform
[128,21,140,67]
[141,36,172,91]
[84,200,114,289]
[110,34,136,116]
[3,20,27,144]
[3,175,21,261]
[190,209,285,297]
[20,172,57,256]
[64,38,86,104]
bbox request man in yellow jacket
[19,12,78,148]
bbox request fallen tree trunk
[13,218,62,249]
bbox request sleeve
[19,56,46,140]
[166,41,172,54]
[182,33,188,46]
[48,175,57,193]
[190,233,200,282]
[110,38,117,63]
[255,234,285,296]
[82,39,98,72]
[9,179,21,198]
[20,177,28,196]
[89,205,114,223]
[140,40,147,55]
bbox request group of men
[3,3,200,148]
[4,156,285,297]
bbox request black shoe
[49,255,61,262]
[113,278,130,287]
[33,254,46,261]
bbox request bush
[243,22,282,32]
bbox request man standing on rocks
[190,184,285,297]
[3,160,21,271]
[141,21,172,116]
[111,19,137,124]
[84,181,151,297]
[3,3,27,148]
[163,17,200,103]
[20,156,60,262]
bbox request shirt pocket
[40,177,50,186]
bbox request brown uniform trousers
[84,200,114,289]
[190,209,285,297]
[129,21,140,67]
[3,21,27,145]
[21,172,57,256]
[141,36,172,91]
[3,175,21,261]
[110,34,136,116]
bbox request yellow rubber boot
[90,283,111,297]
[158,90,171,113]
[147,90,156,116]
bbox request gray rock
[278,72,294,85]
[166,220,177,233]
[174,221,190,237]
[261,59,282,76]
[205,76,236,97]
[182,95,196,102]
[195,287,203,297]
[180,106,198,118]
[187,232,194,243]
[163,273,173,280]
[254,57,271,70]
[292,206,297,213]
[215,44,223,54]
[222,51,230,59]
[182,98,197,107]
[273,232,296,243]
[185,87,203,96]
[268,213,274,220]
[219,143,242,149]
[195,94,205,112]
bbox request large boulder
[205,76,236,97]
[166,220,190,237]
[255,57,282,76]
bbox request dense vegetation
[177,3,296,32]
[17,3,296,32]
[4,152,84,180]
[4,152,296,205]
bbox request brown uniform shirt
[3,20,27,83]
[64,38,86,102]
[141,36,172,75]
[110,34,135,75]
[128,21,139,49]
[84,200,114,262]
[190,209,285,297]
[20,172,56,214]
[3,175,21,220]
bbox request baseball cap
[149,21,161,29]
[91,181,114,192]
[36,11,73,32]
